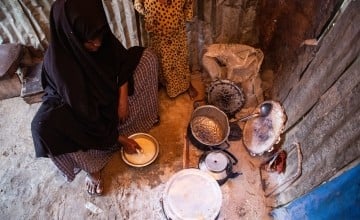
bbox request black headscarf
[33,0,144,157]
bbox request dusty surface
[0,74,273,219]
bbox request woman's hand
[118,82,129,123]
[118,135,142,154]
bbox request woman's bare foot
[85,171,103,196]
[188,83,198,100]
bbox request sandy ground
[0,75,273,219]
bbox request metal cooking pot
[199,150,241,185]
[189,105,230,150]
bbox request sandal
[85,172,103,196]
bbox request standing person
[31,0,159,196]
[134,0,198,99]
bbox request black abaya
[31,0,144,157]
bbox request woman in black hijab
[31,0,159,195]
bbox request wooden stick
[183,133,189,169]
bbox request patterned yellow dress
[135,0,194,98]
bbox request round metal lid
[206,79,245,116]
[205,152,229,172]
[162,168,222,220]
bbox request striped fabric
[117,48,159,136]
[50,48,159,181]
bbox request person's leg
[51,149,114,195]
[85,170,102,195]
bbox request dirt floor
[0,74,273,219]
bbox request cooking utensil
[199,149,242,185]
[243,101,287,156]
[206,79,246,117]
[230,102,272,123]
[188,105,230,150]
[183,133,190,169]
[121,133,159,167]
[161,168,222,220]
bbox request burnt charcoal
[228,122,242,141]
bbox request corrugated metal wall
[0,0,52,49]
[0,0,260,71]
[259,0,360,207]
[0,0,141,49]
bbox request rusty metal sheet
[0,0,140,50]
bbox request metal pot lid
[162,168,222,220]
[206,79,245,116]
[204,151,229,172]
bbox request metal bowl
[121,133,159,167]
